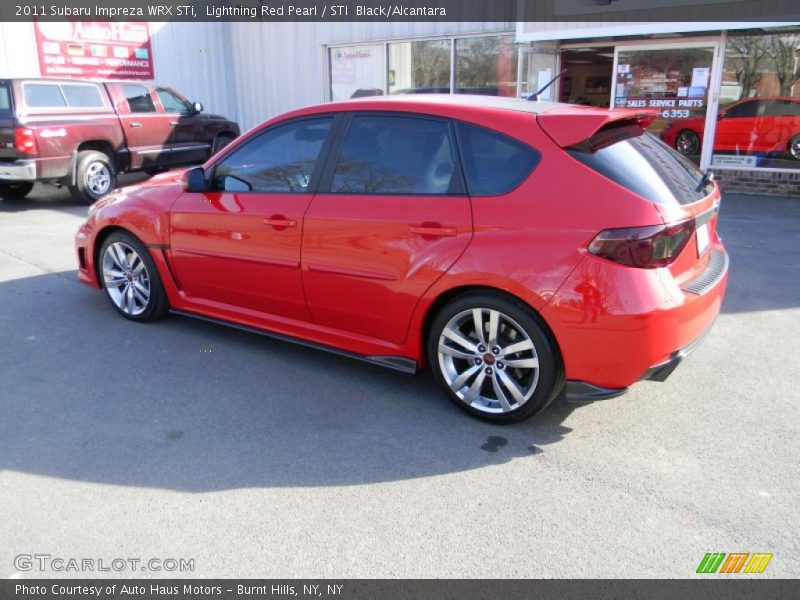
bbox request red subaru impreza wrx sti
[75,95,729,423]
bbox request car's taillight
[588,220,695,268]
[14,128,38,155]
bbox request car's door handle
[129,122,142,128]
[410,223,458,237]
[169,121,179,126]
[263,217,297,229]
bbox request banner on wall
[34,22,154,80]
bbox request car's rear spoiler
[537,106,659,148]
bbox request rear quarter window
[61,84,104,108]
[23,83,67,108]
[0,83,10,114]
[455,121,540,196]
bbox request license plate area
[696,222,710,257]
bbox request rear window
[0,83,10,115]
[567,129,712,205]
[24,84,67,108]
[61,84,104,108]
[455,121,540,196]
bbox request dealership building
[1,16,800,195]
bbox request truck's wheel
[212,134,234,155]
[69,151,117,204]
[0,182,34,200]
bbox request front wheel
[0,182,34,200]
[427,293,564,423]
[99,232,169,322]
[211,134,234,155]
[674,130,700,155]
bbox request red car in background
[661,96,800,159]
[75,95,728,423]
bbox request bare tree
[726,36,768,100]
[764,34,800,96]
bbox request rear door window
[24,84,67,108]
[61,84,104,108]
[122,84,156,113]
[455,121,540,196]
[568,128,712,205]
[331,114,462,195]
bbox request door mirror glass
[192,101,203,114]
[184,167,206,192]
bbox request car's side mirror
[192,101,203,114]
[184,167,206,192]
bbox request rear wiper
[696,170,714,192]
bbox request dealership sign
[35,22,153,80]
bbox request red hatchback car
[75,95,729,422]
[661,96,800,159]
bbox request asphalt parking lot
[1,178,798,578]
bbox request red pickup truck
[0,78,239,203]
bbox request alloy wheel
[675,130,699,155]
[86,162,112,196]
[437,308,540,415]
[102,242,151,316]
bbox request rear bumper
[542,245,728,391]
[565,322,713,401]
[639,325,710,382]
[0,159,37,181]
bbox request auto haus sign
[35,22,154,80]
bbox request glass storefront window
[455,35,518,97]
[613,46,716,166]
[329,44,386,101]
[711,31,800,169]
[388,39,451,94]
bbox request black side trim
[565,381,627,402]
[169,309,419,375]
[682,249,729,295]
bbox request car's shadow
[0,270,576,492]
[0,173,150,214]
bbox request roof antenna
[528,69,567,101]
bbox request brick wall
[712,169,800,197]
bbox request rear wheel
[674,130,700,155]
[69,150,117,204]
[427,293,563,423]
[0,182,34,200]
[788,135,800,160]
[99,232,169,322]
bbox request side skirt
[169,309,419,375]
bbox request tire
[788,135,800,160]
[98,231,169,322]
[68,150,117,204]
[211,134,234,155]
[674,130,700,156]
[0,182,34,200]
[427,292,564,423]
